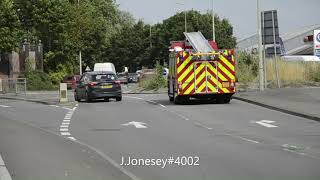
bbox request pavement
[234,87,320,121]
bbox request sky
[116,0,319,39]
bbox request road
[0,94,320,179]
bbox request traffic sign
[314,30,320,58]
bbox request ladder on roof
[184,31,214,53]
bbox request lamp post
[257,0,264,91]
[176,2,187,32]
[212,0,215,42]
[78,0,82,75]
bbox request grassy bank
[235,51,320,90]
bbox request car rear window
[92,74,116,82]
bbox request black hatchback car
[74,71,122,102]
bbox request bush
[141,62,167,90]
[24,71,55,91]
[235,51,258,84]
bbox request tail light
[230,80,235,88]
[89,82,98,86]
[115,81,121,85]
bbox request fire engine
[168,32,236,104]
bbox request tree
[0,0,21,53]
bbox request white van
[93,63,116,74]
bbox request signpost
[314,30,320,58]
[261,10,281,88]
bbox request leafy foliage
[0,0,22,53]
[141,62,167,90]
[1,1,237,86]
[24,71,55,90]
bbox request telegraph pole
[212,0,215,42]
[176,2,187,32]
[257,0,264,91]
[78,0,82,75]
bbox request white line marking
[194,122,213,130]
[63,107,72,111]
[283,149,320,160]
[121,121,147,129]
[49,105,60,108]
[159,104,167,108]
[60,125,69,128]
[0,154,12,180]
[255,120,278,128]
[0,105,10,108]
[62,122,70,125]
[60,128,69,132]
[63,119,71,122]
[61,132,71,136]
[226,134,260,144]
[75,104,79,107]
[68,137,77,141]
[64,117,71,120]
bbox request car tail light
[115,81,121,85]
[89,82,98,86]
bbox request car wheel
[85,91,91,102]
[116,96,122,101]
[74,92,80,102]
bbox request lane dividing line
[226,134,260,144]
[159,104,167,108]
[59,103,78,141]
[124,96,190,121]
[0,105,10,108]
[0,154,12,180]
[194,122,213,130]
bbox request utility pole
[149,25,152,48]
[257,0,264,91]
[176,2,187,32]
[78,0,82,75]
[212,0,215,42]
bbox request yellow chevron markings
[178,56,193,82]
[206,63,230,93]
[219,55,235,72]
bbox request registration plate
[101,85,113,89]
[222,82,230,88]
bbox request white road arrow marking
[121,121,147,129]
[255,120,278,128]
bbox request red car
[63,75,81,89]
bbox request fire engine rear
[168,32,236,104]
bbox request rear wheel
[74,92,80,102]
[116,96,122,101]
[85,92,91,102]
[216,96,231,104]
[224,97,231,104]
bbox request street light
[211,0,215,42]
[176,1,187,33]
[257,0,264,91]
[78,0,82,75]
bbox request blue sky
[116,0,319,39]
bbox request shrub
[141,62,167,90]
[24,71,55,91]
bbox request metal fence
[0,78,27,95]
